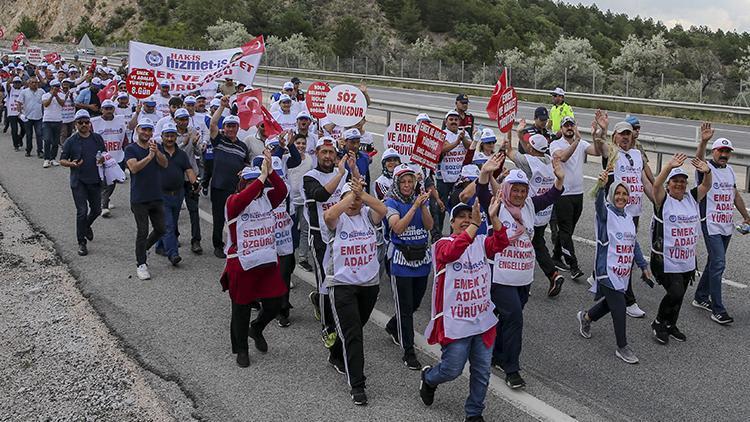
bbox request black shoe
[77,243,88,256]
[403,353,421,370]
[13,146,19,151]
[328,355,346,375]
[155,248,167,256]
[309,291,321,321]
[201,186,209,196]
[236,351,249,367]
[552,257,570,272]
[191,240,203,255]
[351,387,368,406]
[667,325,687,342]
[505,372,526,389]
[711,312,734,325]
[570,267,584,280]
[491,358,505,372]
[277,314,291,328]
[419,366,436,406]
[298,260,313,272]
[248,327,268,353]
[547,272,564,297]
[213,248,226,258]
[651,320,669,344]
[168,255,182,266]
[37,152,43,158]
[85,227,94,241]
[385,324,400,346]
[464,416,485,422]
[24,151,31,157]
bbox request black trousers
[552,194,583,269]
[588,283,628,348]
[491,283,530,374]
[201,159,214,190]
[71,182,102,244]
[24,119,42,155]
[656,271,693,327]
[230,298,282,354]
[330,284,380,389]
[8,115,25,148]
[183,182,201,242]
[279,254,295,316]
[532,224,556,277]
[210,187,232,249]
[386,275,428,356]
[131,200,166,266]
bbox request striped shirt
[210,134,250,191]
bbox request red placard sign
[410,122,445,171]
[305,81,330,119]
[126,68,158,100]
[497,87,518,133]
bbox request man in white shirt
[60,78,77,143]
[41,79,65,167]
[17,76,45,158]
[154,80,172,118]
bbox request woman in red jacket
[220,150,288,367]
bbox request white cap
[282,81,294,90]
[91,77,102,86]
[480,128,496,142]
[712,138,734,151]
[74,109,91,120]
[223,115,240,125]
[116,92,129,100]
[450,203,473,219]
[143,96,157,105]
[315,136,336,149]
[393,163,416,178]
[100,99,116,108]
[12,76,22,83]
[265,137,280,148]
[117,79,127,85]
[272,156,284,176]
[184,95,196,104]
[444,110,460,119]
[473,152,489,164]
[278,94,292,102]
[46,64,56,71]
[49,79,61,87]
[174,108,190,119]
[137,118,155,129]
[296,110,312,120]
[102,56,108,61]
[381,148,401,161]
[209,98,221,108]
[214,93,223,99]
[159,80,170,87]
[529,134,549,153]
[667,167,688,181]
[461,164,480,180]
[359,134,373,145]
[504,169,529,185]
[416,113,431,123]
[241,166,261,180]
[161,122,178,134]
[551,87,565,96]
[344,128,361,140]
[613,121,633,134]
[69,66,79,72]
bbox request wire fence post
[365,56,368,75]
[438,59,442,81]
[625,71,629,97]
[592,68,595,94]
[401,58,404,78]
[699,74,703,103]
[533,66,537,89]
[508,65,512,86]
[383,57,386,76]
[418,57,421,79]
[660,72,664,92]
[564,67,568,92]
[351,57,354,74]
[337,56,340,73]
[461,60,465,83]
[482,62,486,84]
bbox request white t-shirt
[154,95,171,118]
[272,110,297,131]
[61,92,76,123]
[91,115,127,163]
[549,138,591,196]
[41,92,64,122]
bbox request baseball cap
[296,110,312,120]
[46,64,56,72]
[74,110,91,121]
[160,80,170,87]
[214,93,223,99]
[161,122,178,134]
[291,77,301,84]
[624,115,640,128]
[282,81,294,90]
[91,77,103,86]
[100,99,116,108]
[416,113,431,123]
[137,118,155,129]
[529,134,549,153]
[174,108,190,119]
[183,95,196,105]
[315,136,336,149]
[455,93,469,103]
[49,79,61,87]
[223,115,240,126]
[144,97,156,106]
[344,128,361,140]
[712,138,734,151]
[551,87,565,96]
[534,107,549,120]
[393,164,415,179]
[613,121,633,134]
[461,165,480,180]
[102,56,108,61]
[480,128,496,143]
[265,137,280,148]
[667,167,688,181]
[12,76,22,83]
[450,203,473,219]
[117,80,127,86]
[561,116,576,126]
[504,169,529,185]
[381,148,401,161]
[472,152,489,165]
[241,166,261,180]
[62,78,74,85]
[116,92,129,100]
[209,98,221,108]
[445,110,460,119]
[278,94,292,103]
[195,94,206,100]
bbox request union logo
[145,50,163,67]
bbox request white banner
[128,36,265,94]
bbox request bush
[15,16,40,39]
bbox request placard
[410,122,446,171]
[25,46,41,65]
[126,68,158,99]
[323,84,367,127]
[305,81,330,119]
[384,120,418,162]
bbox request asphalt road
[3,83,750,420]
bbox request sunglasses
[76,120,90,125]
[624,152,634,167]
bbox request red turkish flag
[236,88,264,130]
[240,35,265,56]
[44,52,61,63]
[11,33,26,52]
[260,105,283,138]
[486,67,508,121]
[97,80,118,102]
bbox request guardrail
[259,65,750,116]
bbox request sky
[563,0,750,33]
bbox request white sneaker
[586,275,594,287]
[626,303,646,318]
[42,160,51,168]
[51,160,60,166]
[101,208,111,218]
[136,264,151,280]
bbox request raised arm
[210,96,229,140]
[388,191,430,235]
[695,122,713,159]
[693,158,712,201]
[652,153,687,205]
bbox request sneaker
[385,324,400,346]
[586,275,594,287]
[577,311,592,339]
[249,327,268,353]
[505,372,526,389]
[403,353,421,370]
[289,279,295,289]
[691,299,712,312]
[419,366,436,406]
[323,329,337,349]
[25,151,31,157]
[464,416,485,422]
[328,355,346,375]
[626,303,646,318]
[615,345,639,364]
[42,159,50,168]
[85,227,94,241]
[191,240,203,255]
[213,247,226,258]
[77,242,88,256]
[547,272,564,297]
[168,255,182,266]
[201,186,209,197]
[277,315,291,328]
[667,325,687,342]
[553,257,570,272]
[309,291,321,321]
[51,160,60,166]
[298,260,313,272]
[136,264,151,280]
[491,358,505,372]
[101,208,111,218]
[651,320,669,344]
[236,351,250,368]
[570,267,584,280]
[351,387,368,406]
[711,312,734,325]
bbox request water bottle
[96,151,102,165]
[736,223,750,235]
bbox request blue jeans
[43,121,61,160]
[156,191,184,258]
[695,228,731,314]
[24,119,43,155]
[425,334,492,418]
